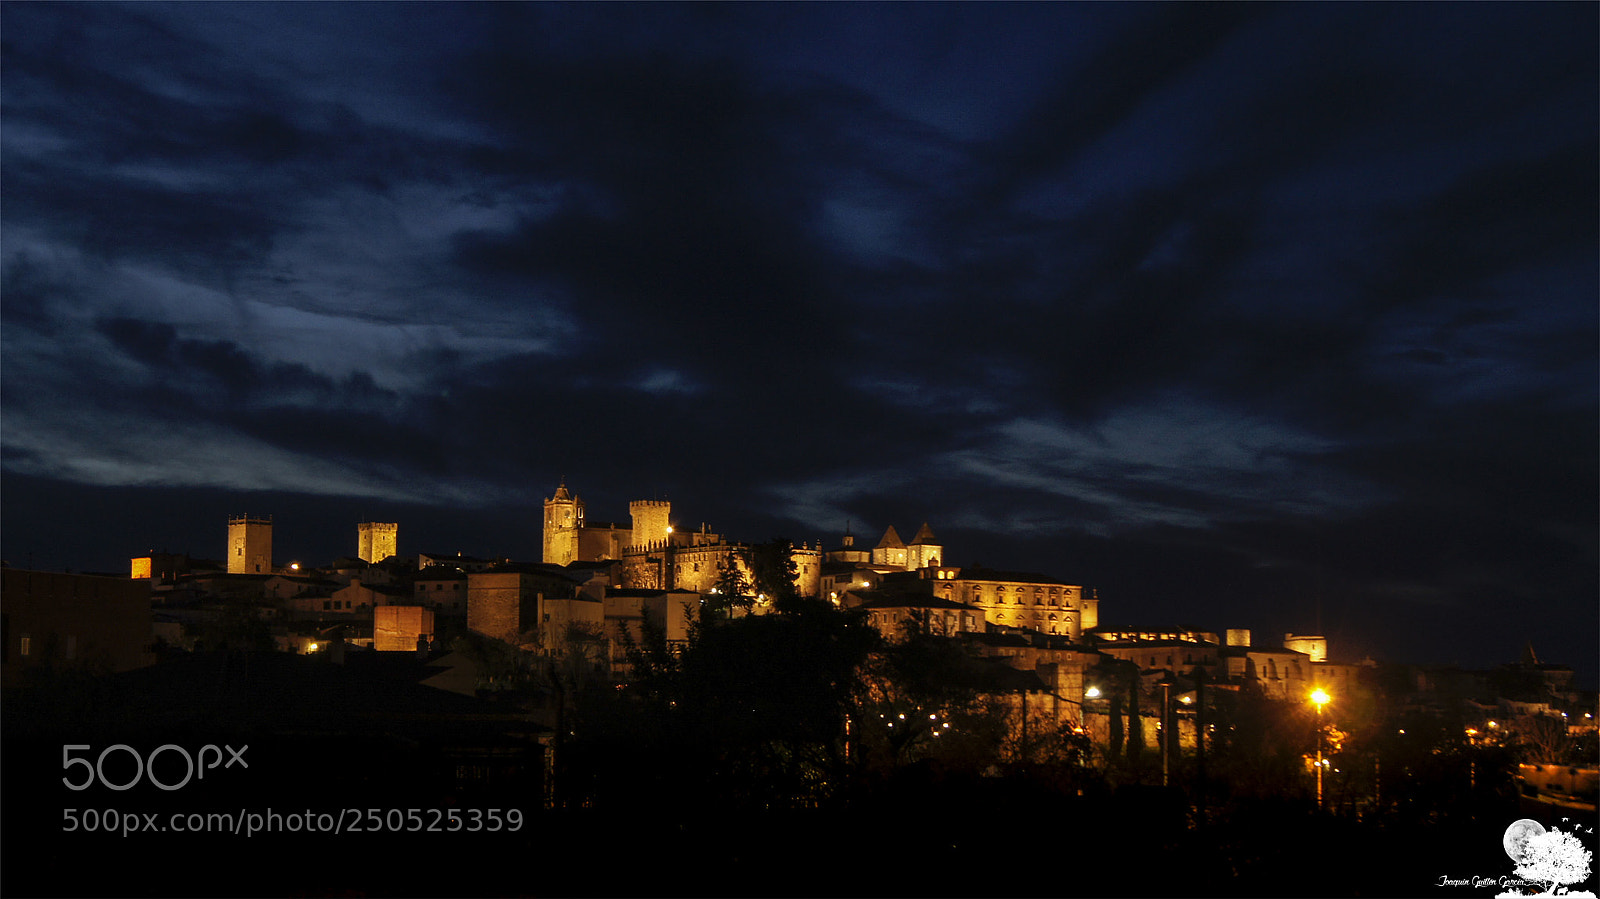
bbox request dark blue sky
[3,3,1595,685]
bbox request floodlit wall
[357,522,398,563]
[375,606,435,652]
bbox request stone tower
[629,500,672,549]
[357,522,398,564]
[543,482,585,565]
[906,522,942,570]
[227,515,273,574]
[871,525,907,570]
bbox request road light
[1310,688,1331,809]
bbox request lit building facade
[227,515,273,574]
[357,522,398,564]
[929,567,1099,637]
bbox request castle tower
[227,515,273,574]
[871,525,907,570]
[357,522,398,564]
[629,500,672,549]
[906,522,942,570]
[543,482,585,565]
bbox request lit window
[19,635,31,656]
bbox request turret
[629,500,672,549]
[227,514,273,574]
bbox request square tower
[543,482,585,565]
[227,515,273,574]
[629,500,672,549]
[358,522,399,563]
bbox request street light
[1310,688,1331,809]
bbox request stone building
[357,522,398,564]
[601,588,697,672]
[540,482,822,598]
[413,566,469,615]
[466,565,577,644]
[854,592,984,639]
[542,483,630,566]
[2,568,154,686]
[374,606,436,652]
[620,535,822,598]
[928,567,1099,638]
[227,515,273,574]
[867,523,943,570]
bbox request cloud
[1,2,1594,681]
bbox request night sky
[2,3,1595,685]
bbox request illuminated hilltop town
[3,477,1596,899]
[6,480,1592,752]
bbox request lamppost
[1310,688,1331,809]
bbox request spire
[552,479,571,502]
[909,522,938,545]
[1522,640,1540,665]
[875,525,905,549]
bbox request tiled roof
[953,567,1070,585]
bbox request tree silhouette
[709,548,752,620]
[1126,666,1144,765]
[747,538,801,609]
[1515,828,1593,895]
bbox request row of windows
[984,594,1072,606]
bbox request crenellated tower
[629,500,672,549]
[227,515,273,574]
[357,522,398,563]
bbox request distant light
[666,526,673,535]
[1310,688,1331,707]
[858,581,869,588]
[308,643,319,652]
[1085,686,1101,699]
[1179,695,1193,704]
[290,562,300,571]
